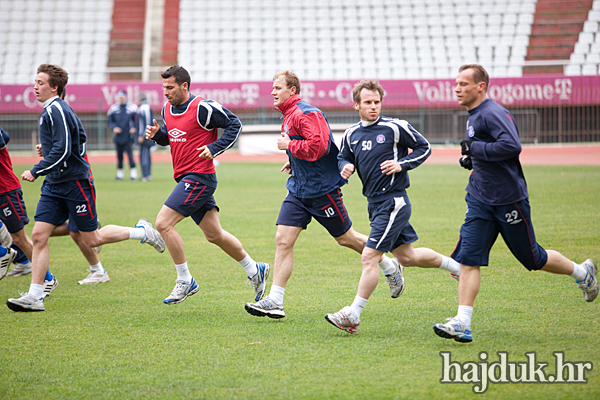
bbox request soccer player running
[433,64,597,343]
[245,72,404,320]
[6,64,165,312]
[324,80,462,334]
[145,65,269,305]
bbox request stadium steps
[162,0,180,67]
[524,0,594,74]
[108,0,146,80]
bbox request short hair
[352,80,384,103]
[161,65,191,89]
[273,70,301,94]
[137,91,147,101]
[459,64,489,92]
[37,64,68,97]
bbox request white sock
[116,169,124,179]
[128,227,146,240]
[238,255,258,277]
[269,285,285,304]
[439,255,461,275]
[175,262,192,283]
[379,255,396,275]
[90,262,103,273]
[29,283,44,299]
[571,262,588,281]
[350,295,368,320]
[456,305,473,326]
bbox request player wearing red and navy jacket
[433,64,597,344]
[146,65,268,306]
[325,80,462,335]
[245,72,406,320]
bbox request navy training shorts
[164,175,218,225]
[35,178,98,232]
[276,188,352,238]
[0,188,29,233]
[365,193,418,253]
[451,193,548,270]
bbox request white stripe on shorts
[376,196,406,250]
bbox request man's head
[272,71,301,108]
[455,64,489,110]
[35,64,68,102]
[116,90,127,104]
[136,91,147,105]
[161,65,191,106]
[352,80,384,122]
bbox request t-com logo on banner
[168,128,187,143]
[440,351,593,394]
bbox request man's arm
[469,113,521,161]
[30,106,72,179]
[337,128,355,177]
[198,100,242,157]
[287,111,331,161]
[393,120,431,172]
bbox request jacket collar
[277,94,301,115]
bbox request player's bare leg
[198,208,247,261]
[155,205,187,264]
[272,225,302,288]
[10,227,33,260]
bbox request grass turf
[1,161,599,399]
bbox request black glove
[459,155,472,170]
[460,139,473,155]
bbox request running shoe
[163,278,199,304]
[245,296,285,319]
[325,306,360,334]
[433,317,473,343]
[248,262,270,301]
[136,218,166,253]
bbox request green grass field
[1,161,599,399]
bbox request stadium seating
[565,0,600,75]
[177,0,539,82]
[2,0,598,84]
[0,0,113,84]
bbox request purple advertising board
[1,75,598,113]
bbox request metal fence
[2,104,599,151]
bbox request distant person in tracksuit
[135,92,154,182]
[6,64,165,313]
[245,71,406,320]
[433,64,598,343]
[107,90,137,181]
[324,80,462,335]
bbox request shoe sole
[325,314,358,334]
[433,325,473,343]
[163,285,199,305]
[78,277,110,285]
[244,303,285,319]
[6,300,45,312]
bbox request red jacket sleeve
[288,111,330,161]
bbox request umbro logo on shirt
[169,128,187,142]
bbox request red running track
[10,145,600,166]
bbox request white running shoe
[130,168,138,180]
[6,292,45,312]
[576,259,598,302]
[450,273,460,282]
[385,258,405,298]
[325,306,360,334]
[42,277,59,298]
[78,269,110,285]
[433,317,473,343]
[245,296,285,319]
[0,247,18,281]
[6,261,32,277]
[164,278,199,304]
[0,221,11,247]
[136,218,166,253]
[248,262,270,301]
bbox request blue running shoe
[577,259,598,302]
[164,278,199,304]
[433,317,473,343]
[248,262,270,301]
